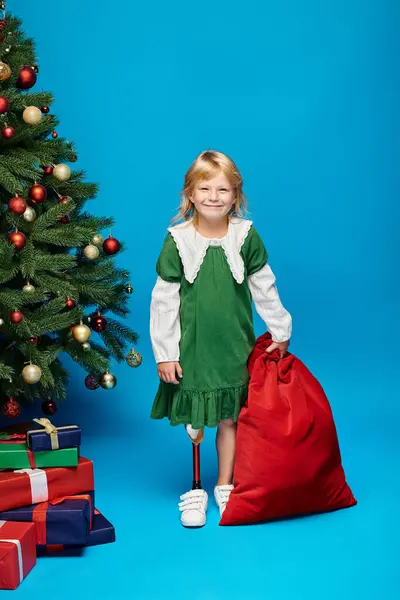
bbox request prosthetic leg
[178,427,208,527]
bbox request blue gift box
[26,419,81,452]
[0,490,95,546]
[84,510,115,547]
[37,509,115,552]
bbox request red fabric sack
[220,333,357,526]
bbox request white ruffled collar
[168,217,253,284]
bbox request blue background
[2,0,399,598]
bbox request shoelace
[178,491,206,512]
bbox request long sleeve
[150,276,181,363]
[248,264,292,343]
[150,231,184,363]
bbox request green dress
[150,223,268,429]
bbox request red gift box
[0,521,36,590]
[0,457,94,512]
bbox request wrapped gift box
[0,440,79,470]
[0,491,95,546]
[0,457,94,512]
[0,520,36,590]
[38,509,115,553]
[26,419,81,452]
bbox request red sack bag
[220,333,356,526]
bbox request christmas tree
[0,10,140,418]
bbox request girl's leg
[216,418,236,485]
[214,418,236,515]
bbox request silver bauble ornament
[99,371,117,389]
[23,282,36,293]
[0,318,4,327]
[23,206,37,222]
[126,348,142,368]
[83,244,100,260]
[22,363,42,384]
[82,342,91,352]
[53,164,71,182]
[22,106,42,125]
[92,233,104,247]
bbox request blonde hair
[172,150,247,224]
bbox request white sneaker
[214,484,234,516]
[178,489,208,527]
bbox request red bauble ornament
[41,105,50,114]
[52,130,58,139]
[58,215,70,224]
[0,95,9,114]
[42,165,53,175]
[10,310,24,324]
[8,196,27,215]
[28,184,47,204]
[16,66,37,90]
[2,125,14,139]
[0,20,5,44]
[42,399,57,416]
[3,397,21,419]
[29,336,40,344]
[84,374,100,390]
[58,196,71,205]
[90,313,107,333]
[65,297,76,309]
[8,230,27,249]
[103,235,121,256]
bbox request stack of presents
[0,418,115,590]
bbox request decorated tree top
[0,8,140,415]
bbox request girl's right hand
[158,361,183,385]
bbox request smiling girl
[150,150,292,527]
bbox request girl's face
[191,172,236,222]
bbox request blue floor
[9,363,399,600]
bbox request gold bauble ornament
[92,233,104,247]
[22,106,42,125]
[71,321,91,343]
[99,370,117,389]
[126,348,142,368]
[53,164,71,182]
[83,244,100,260]
[125,282,133,294]
[23,282,36,293]
[22,363,42,384]
[23,206,37,222]
[0,61,11,81]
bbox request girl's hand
[266,339,290,358]
[158,361,183,385]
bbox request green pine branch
[0,12,140,407]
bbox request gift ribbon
[14,468,48,504]
[0,432,26,441]
[31,494,93,545]
[27,419,79,451]
[0,520,23,583]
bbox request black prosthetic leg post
[192,443,202,490]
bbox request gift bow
[0,432,26,441]
[32,418,56,435]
